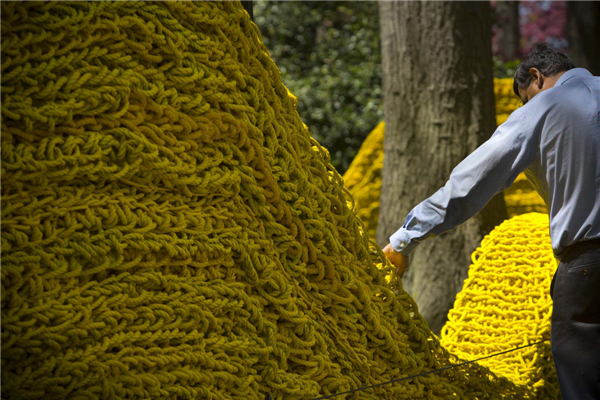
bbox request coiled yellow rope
[342,121,384,241]
[440,213,560,399]
[1,2,539,399]
[343,79,547,238]
[494,78,521,126]
[503,174,548,218]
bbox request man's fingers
[382,243,410,279]
[383,243,405,271]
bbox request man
[382,43,600,399]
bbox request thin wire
[304,339,550,400]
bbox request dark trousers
[551,240,600,400]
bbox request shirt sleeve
[389,107,538,255]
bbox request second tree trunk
[377,1,507,334]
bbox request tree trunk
[377,1,507,334]
[567,1,600,75]
[494,1,520,61]
[241,0,253,21]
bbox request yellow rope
[494,78,522,126]
[503,174,548,218]
[2,2,536,399]
[342,121,385,242]
[440,213,560,399]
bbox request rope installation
[1,2,557,399]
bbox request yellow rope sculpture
[503,174,548,218]
[1,2,531,399]
[441,213,560,399]
[494,78,521,126]
[343,79,547,239]
[342,121,384,241]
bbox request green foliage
[493,57,521,79]
[254,1,383,174]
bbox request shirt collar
[556,68,592,86]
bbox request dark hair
[513,43,575,97]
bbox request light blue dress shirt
[390,68,600,259]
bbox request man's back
[522,68,600,257]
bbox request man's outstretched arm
[383,106,538,272]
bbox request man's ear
[529,67,543,89]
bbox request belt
[560,238,600,264]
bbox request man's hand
[382,243,409,278]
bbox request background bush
[254,1,383,174]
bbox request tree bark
[567,1,600,76]
[377,1,507,334]
[241,0,253,21]
[494,1,520,61]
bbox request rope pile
[494,79,547,217]
[342,79,547,238]
[341,121,384,241]
[440,213,560,399]
[494,78,521,125]
[2,2,527,399]
[503,174,547,218]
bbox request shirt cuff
[389,228,420,256]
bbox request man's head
[513,43,575,105]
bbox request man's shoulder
[556,69,600,97]
[534,77,597,110]
[556,68,597,86]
